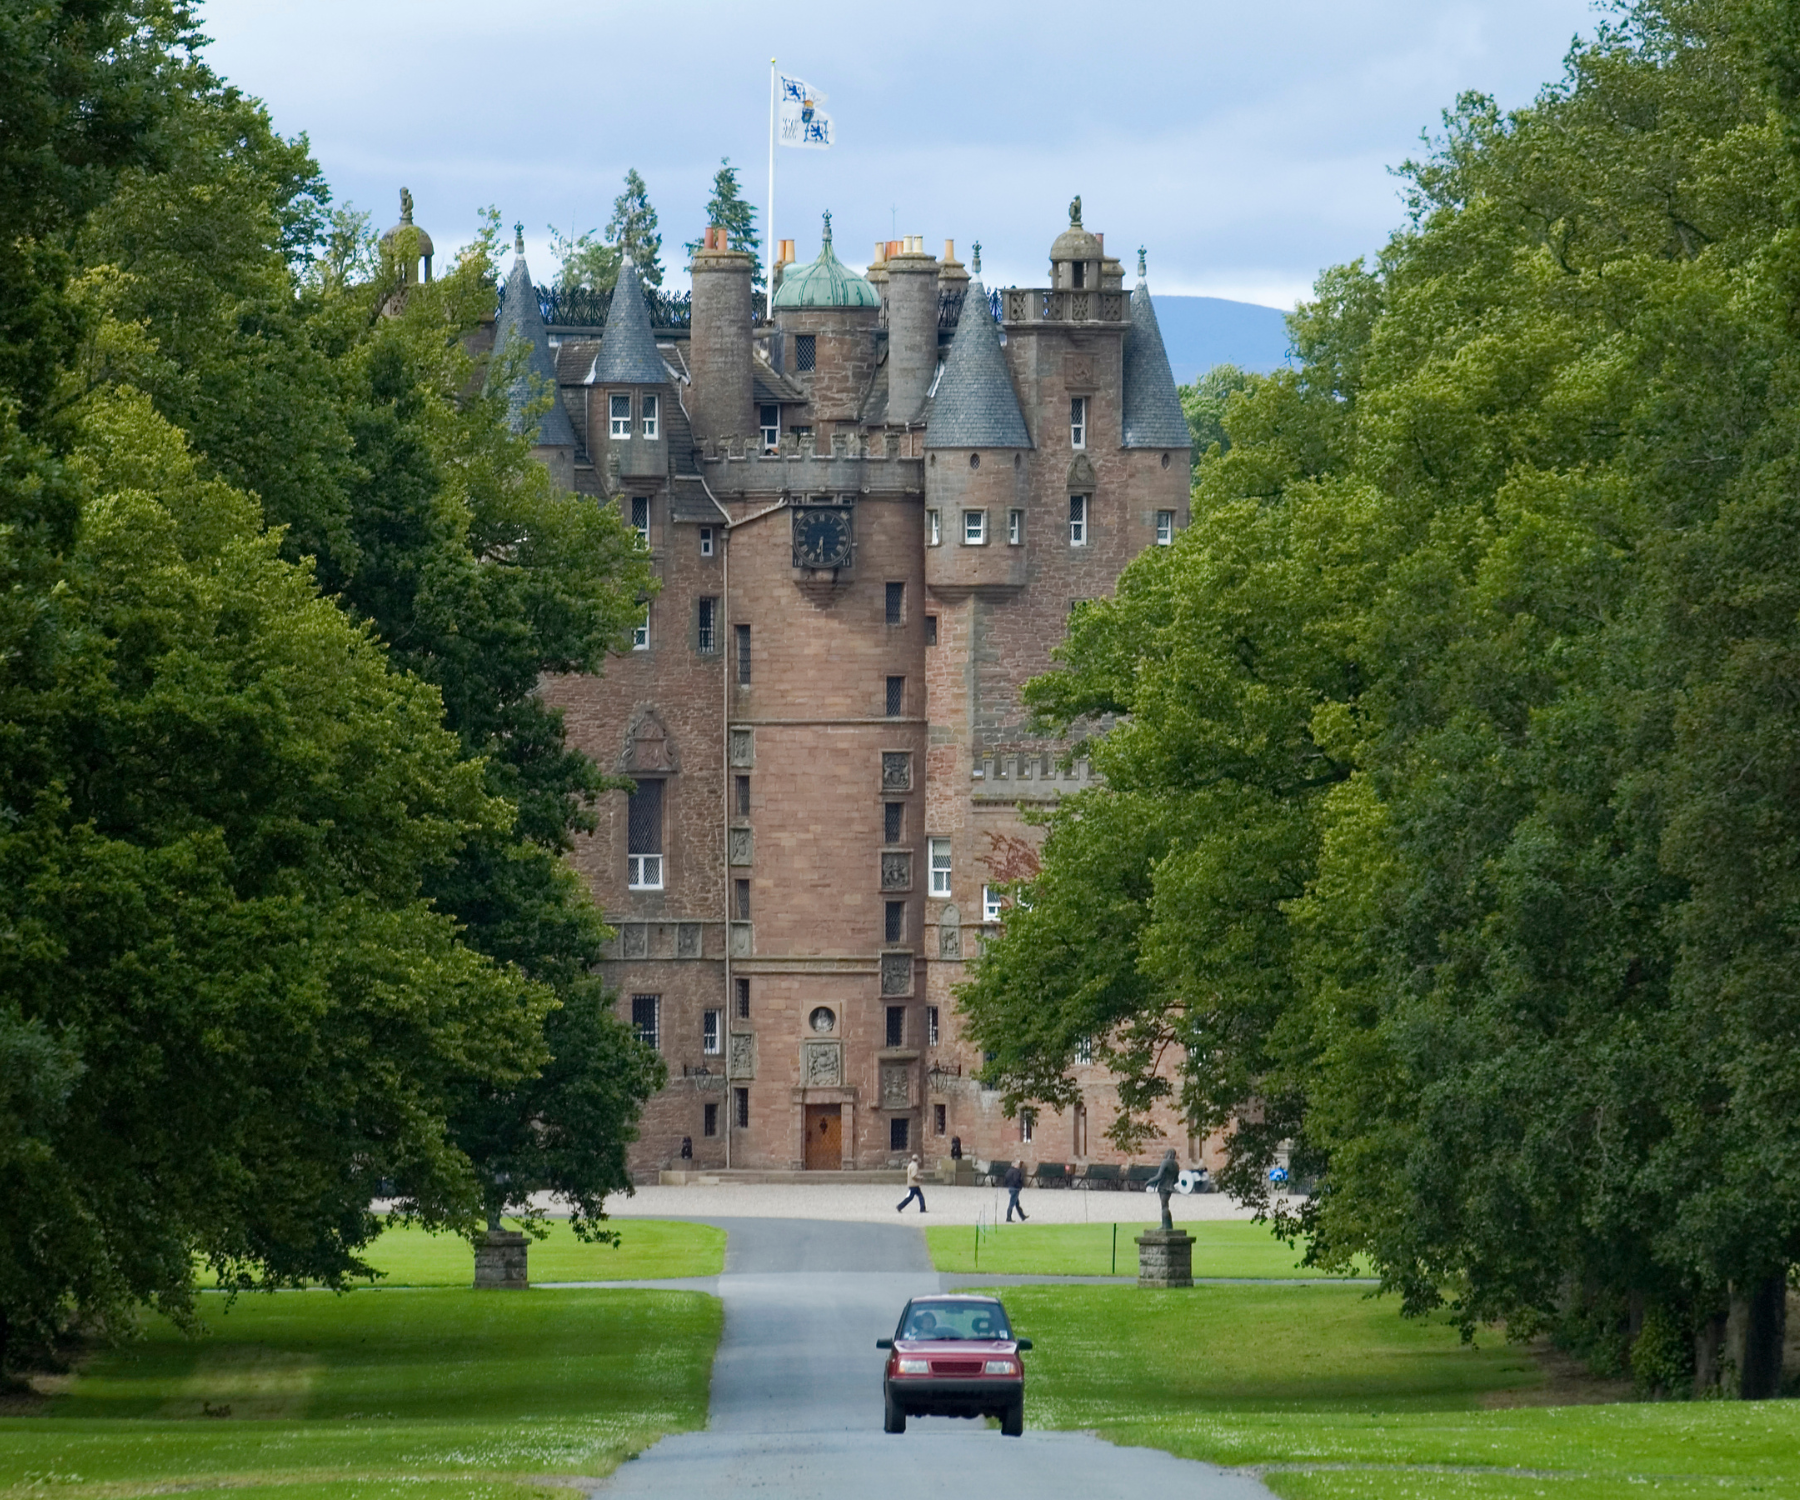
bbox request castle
[478,197,1195,1178]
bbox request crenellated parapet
[696,435,924,497]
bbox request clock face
[792,506,853,570]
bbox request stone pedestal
[474,1229,529,1289]
[1135,1229,1194,1289]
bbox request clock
[792,505,854,570]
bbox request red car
[876,1294,1032,1436]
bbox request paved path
[591,1217,1272,1499]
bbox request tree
[962,0,1800,1398]
[1177,363,1260,466]
[606,168,663,286]
[685,157,763,288]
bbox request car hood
[893,1338,1019,1354]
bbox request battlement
[697,432,924,496]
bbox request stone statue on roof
[400,186,414,222]
[1069,194,1082,226]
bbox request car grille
[931,1360,983,1375]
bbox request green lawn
[197,1218,724,1289]
[928,1219,1369,1278]
[0,1285,721,1498]
[995,1283,1800,1499]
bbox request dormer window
[641,393,659,439]
[610,393,631,439]
[759,404,779,450]
[1070,397,1087,449]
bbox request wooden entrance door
[804,1104,842,1170]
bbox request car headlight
[896,1358,930,1374]
[984,1359,1018,1374]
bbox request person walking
[1004,1159,1028,1222]
[896,1154,927,1213]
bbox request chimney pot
[944,239,955,261]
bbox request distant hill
[1152,295,1292,383]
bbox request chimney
[689,232,755,444]
[884,237,939,425]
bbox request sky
[197,0,1604,311]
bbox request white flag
[777,73,834,150]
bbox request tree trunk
[1694,1309,1727,1394]
[1726,1272,1787,1400]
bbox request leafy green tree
[1177,363,1260,465]
[606,168,663,286]
[685,157,763,288]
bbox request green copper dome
[772,211,879,309]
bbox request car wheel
[1000,1401,1024,1437]
[884,1393,906,1434]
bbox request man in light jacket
[896,1155,927,1213]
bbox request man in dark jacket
[1004,1160,1028,1222]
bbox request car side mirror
[876,1338,893,1349]
[1015,1338,1033,1350]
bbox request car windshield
[899,1300,1011,1341]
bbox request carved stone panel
[728,1032,756,1080]
[677,923,702,958]
[938,906,962,960]
[729,828,753,866]
[621,923,648,959]
[1064,352,1095,388]
[729,922,752,958]
[881,752,912,792]
[729,728,754,767]
[881,1061,911,1110]
[880,851,912,891]
[803,1040,842,1088]
[881,952,913,996]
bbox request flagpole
[767,58,776,306]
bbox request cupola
[771,212,880,309]
[380,187,434,284]
[1048,195,1103,291]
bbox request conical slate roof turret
[925,247,1031,450]
[491,225,576,448]
[588,255,669,385]
[1121,248,1191,450]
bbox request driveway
[591,1217,1272,1499]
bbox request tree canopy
[686,157,763,288]
[552,168,665,292]
[961,0,1800,1399]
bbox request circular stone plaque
[809,1006,836,1034]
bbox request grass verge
[0,1286,720,1498]
[928,1219,1369,1278]
[993,1283,1800,1499]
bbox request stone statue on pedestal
[1150,1147,1180,1230]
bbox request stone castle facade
[482,199,1200,1179]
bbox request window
[627,780,663,888]
[735,878,751,920]
[963,509,986,546]
[1020,1108,1035,1144]
[631,496,650,545]
[736,775,751,818]
[697,596,717,653]
[1076,1035,1093,1065]
[925,615,938,646]
[759,404,779,451]
[631,994,659,1050]
[983,884,1004,922]
[610,393,631,439]
[735,976,751,1019]
[735,624,751,684]
[1069,494,1088,546]
[885,676,905,717]
[795,334,816,371]
[927,509,942,547]
[1008,509,1023,546]
[1070,396,1087,449]
[735,1086,749,1129]
[632,602,650,651]
[884,802,903,844]
[928,1005,940,1047]
[890,1116,910,1151]
[704,1101,719,1137]
[886,1006,906,1048]
[641,393,659,439]
[703,1009,721,1054]
[934,1102,947,1136]
[929,837,952,897]
[1156,510,1175,546]
[885,581,905,625]
[885,900,905,944]
[700,526,714,557]
[1072,259,1087,289]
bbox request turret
[583,256,671,494]
[490,223,577,489]
[380,187,434,284]
[689,225,755,444]
[770,212,881,432]
[1121,247,1192,453]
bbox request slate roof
[1121,257,1192,450]
[587,257,670,385]
[490,235,577,449]
[923,278,1031,450]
